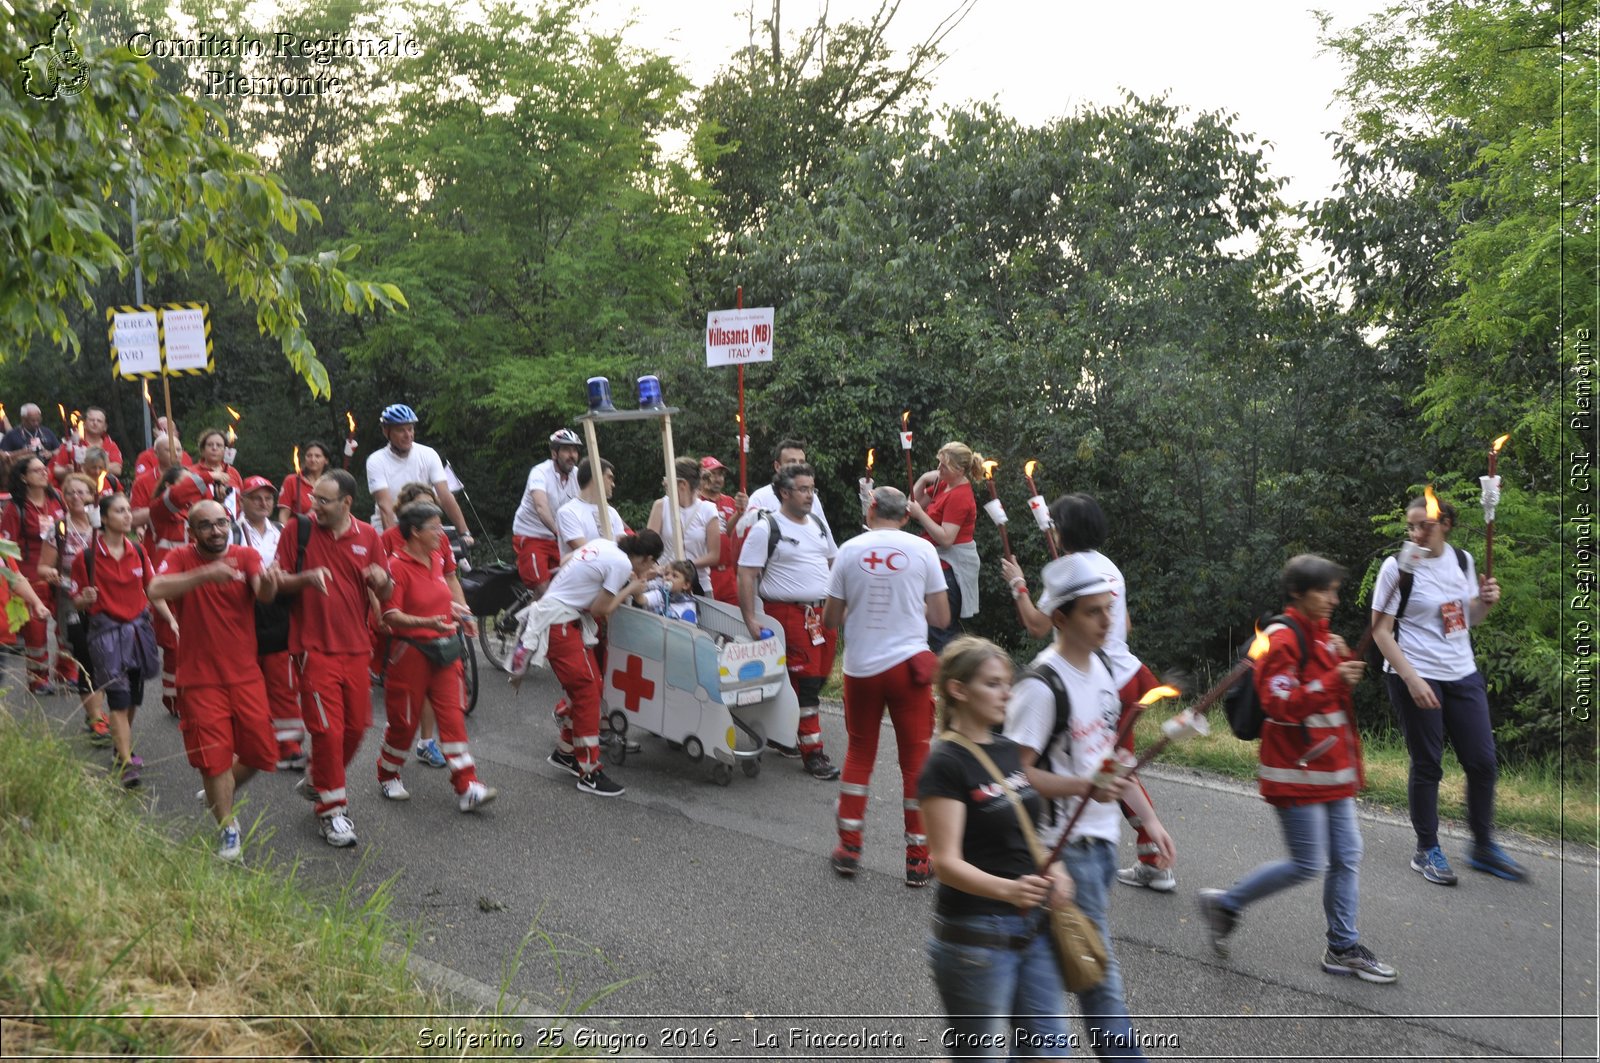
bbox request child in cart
[636,560,697,623]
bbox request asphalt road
[20,660,1599,1062]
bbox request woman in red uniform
[907,441,982,653]
[1,455,65,692]
[39,473,105,737]
[194,428,245,516]
[277,439,331,525]
[376,502,494,811]
[70,494,174,787]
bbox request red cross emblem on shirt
[611,654,656,713]
[862,551,886,569]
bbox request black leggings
[927,562,964,655]
[105,669,146,712]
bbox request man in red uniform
[134,450,210,715]
[697,456,745,605]
[273,469,392,848]
[149,500,278,862]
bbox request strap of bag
[941,730,1051,875]
[1390,544,1468,646]
[295,514,311,573]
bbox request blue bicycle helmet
[380,403,418,425]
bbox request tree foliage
[0,0,405,397]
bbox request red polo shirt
[156,544,262,686]
[51,434,124,482]
[386,548,456,640]
[275,515,388,656]
[278,473,315,518]
[132,447,194,480]
[70,536,152,622]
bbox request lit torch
[70,410,85,467]
[862,448,876,518]
[900,410,914,493]
[1023,458,1058,558]
[980,459,1012,559]
[0,403,9,431]
[342,411,357,469]
[1038,684,1182,869]
[292,446,303,515]
[57,403,68,435]
[1482,434,1509,578]
[224,406,240,466]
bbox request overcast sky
[581,0,1392,209]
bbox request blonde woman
[909,442,983,651]
[918,636,1074,1056]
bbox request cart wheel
[608,710,628,736]
[462,638,479,715]
[710,762,733,787]
[683,735,704,762]
[740,755,761,778]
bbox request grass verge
[1131,711,1598,845]
[0,710,540,1058]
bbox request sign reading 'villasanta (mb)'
[704,307,774,367]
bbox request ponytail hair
[937,441,986,483]
[619,528,664,560]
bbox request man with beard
[511,429,584,594]
[148,500,277,861]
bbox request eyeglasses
[311,495,341,507]
[193,519,231,532]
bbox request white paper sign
[111,311,161,377]
[162,307,209,371]
[705,307,774,367]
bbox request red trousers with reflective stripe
[513,535,561,588]
[259,650,303,759]
[547,621,603,774]
[1118,663,1164,866]
[379,642,477,793]
[298,651,372,816]
[155,612,179,710]
[763,600,835,755]
[838,657,934,861]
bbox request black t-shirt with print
[917,735,1043,918]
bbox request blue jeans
[927,911,1074,1059]
[1060,838,1146,1061]
[1221,798,1363,950]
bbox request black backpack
[1363,544,1469,673]
[1223,614,1308,741]
[253,516,311,656]
[1016,649,1114,824]
[759,510,828,565]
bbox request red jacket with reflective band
[1254,606,1365,805]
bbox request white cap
[1036,554,1115,615]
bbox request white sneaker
[1117,862,1177,892]
[217,822,242,862]
[379,777,410,801]
[319,813,357,848]
[458,781,496,813]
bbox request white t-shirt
[234,518,283,571]
[656,496,719,591]
[739,482,832,538]
[1004,649,1124,847]
[556,498,626,555]
[544,539,634,612]
[365,443,446,530]
[511,459,580,539]
[1375,546,1479,681]
[738,509,836,603]
[827,528,945,676]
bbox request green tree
[0,0,406,397]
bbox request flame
[981,458,999,480]
[1491,433,1510,455]
[866,448,875,472]
[1136,685,1180,706]
[70,410,81,430]
[292,446,301,475]
[225,405,241,422]
[0,403,6,421]
[95,471,106,493]
[1024,458,1040,480]
[225,425,236,445]
[901,409,911,432]
[56,403,66,426]
[142,382,151,403]
[1247,624,1272,661]
[1423,484,1440,522]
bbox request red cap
[241,475,275,494]
[699,456,727,472]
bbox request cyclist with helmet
[511,429,584,594]
[365,404,474,546]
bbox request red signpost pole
[736,285,747,495]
